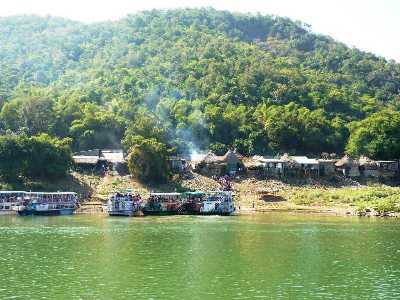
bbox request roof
[27,192,77,195]
[101,150,125,163]
[73,155,100,165]
[251,155,285,165]
[200,150,242,164]
[202,152,225,163]
[291,156,319,165]
[335,155,355,167]
[150,193,182,196]
[223,150,241,162]
[318,159,338,163]
[358,156,377,167]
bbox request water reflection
[0,214,399,299]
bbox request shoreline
[77,203,399,218]
[2,172,400,218]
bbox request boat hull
[18,208,76,216]
[108,210,138,217]
[142,210,181,216]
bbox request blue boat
[16,192,78,216]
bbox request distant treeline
[0,8,399,171]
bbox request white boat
[0,191,25,214]
[107,191,142,216]
[200,191,236,215]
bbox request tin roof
[73,155,100,164]
[291,156,319,165]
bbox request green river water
[0,213,400,299]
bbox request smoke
[144,85,210,158]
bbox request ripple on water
[0,214,400,299]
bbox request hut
[194,150,243,177]
[243,157,265,177]
[168,156,187,173]
[73,149,127,174]
[358,156,380,178]
[223,150,243,173]
[375,160,399,178]
[251,155,286,177]
[291,156,320,177]
[318,159,337,176]
[335,155,360,177]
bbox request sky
[1,0,399,62]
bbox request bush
[0,134,72,180]
[127,137,171,183]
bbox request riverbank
[2,171,400,217]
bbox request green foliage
[0,134,72,180]
[285,186,400,213]
[127,137,171,183]
[346,110,400,159]
[0,9,399,157]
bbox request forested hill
[1,8,400,160]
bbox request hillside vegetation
[0,8,400,168]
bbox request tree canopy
[0,9,399,158]
[0,134,72,180]
[127,136,171,183]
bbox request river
[0,213,400,299]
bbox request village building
[375,160,399,177]
[73,149,127,174]
[335,155,360,177]
[318,159,338,176]
[168,156,187,173]
[194,150,243,177]
[247,154,321,178]
[243,157,266,177]
[249,156,286,178]
[289,156,320,177]
[358,156,399,179]
[358,156,380,178]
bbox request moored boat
[142,193,183,215]
[199,191,236,215]
[181,191,206,214]
[16,192,78,216]
[107,191,142,216]
[0,191,25,214]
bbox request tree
[25,134,73,178]
[0,134,72,180]
[127,137,171,183]
[346,110,400,159]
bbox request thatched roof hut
[335,155,360,177]
[223,150,242,168]
[194,150,243,176]
[335,155,355,168]
[358,156,378,168]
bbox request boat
[0,191,25,214]
[107,191,142,216]
[199,191,236,215]
[142,193,183,215]
[181,191,207,214]
[16,192,78,216]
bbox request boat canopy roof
[184,191,206,195]
[28,192,77,195]
[150,192,181,196]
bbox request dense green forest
[0,8,400,168]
